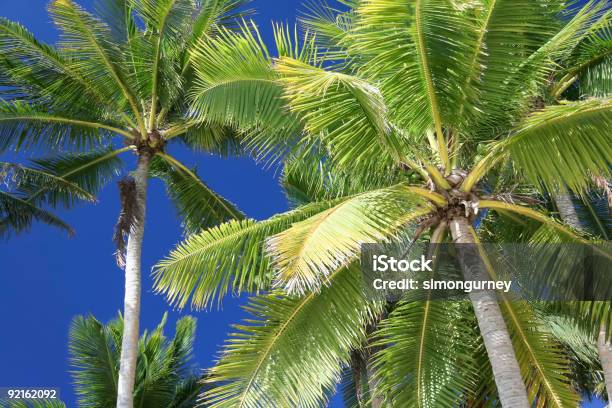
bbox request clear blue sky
[0,1,605,407]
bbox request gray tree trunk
[449,217,529,408]
[598,326,612,404]
[553,193,582,231]
[116,152,150,408]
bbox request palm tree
[69,313,204,408]
[0,1,264,406]
[153,1,612,406]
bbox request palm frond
[175,122,243,157]
[151,153,243,234]
[549,316,607,399]
[555,8,612,98]
[153,198,342,309]
[1,162,96,207]
[205,265,380,408]
[0,190,73,238]
[500,99,612,194]
[348,0,483,166]
[267,184,433,294]
[48,0,145,134]
[93,0,137,44]
[69,315,120,407]
[70,313,201,408]
[500,300,580,407]
[461,0,563,134]
[0,16,124,119]
[0,100,124,153]
[473,1,600,135]
[373,300,479,407]
[280,146,405,207]
[189,0,251,39]
[18,147,125,208]
[188,23,294,132]
[276,57,404,170]
[299,0,355,60]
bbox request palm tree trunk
[449,217,529,408]
[553,193,582,231]
[116,152,151,408]
[554,193,612,403]
[598,326,612,403]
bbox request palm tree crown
[153,0,611,406]
[0,1,263,406]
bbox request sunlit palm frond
[206,265,380,408]
[267,184,433,294]
[187,0,251,42]
[299,0,355,60]
[348,0,482,165]
[188,23,294,132]
[153,198,341,309]
[499,99,612,195]
[0,17,116,117]
[92,0,137,44]
[276,57,404,170]
[476,1,601,133]
[461,0,563,135]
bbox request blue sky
[0,1,605,407]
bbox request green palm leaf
[188,23,293,132]
[0,190,73,238]
[205,265,380,408]
[20,147,125,207]
[501,300,580,407]
[153,198,342,309]
[373,301,479,407]
[49,0,145,134]
[150,153,244,234]
[70,313,201,408]
[0,16,122,118]
[276,57,404,170]
[2,162,96,206]
[0,100,124,152]
[268,184,433,294]
[500,99,612,194]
